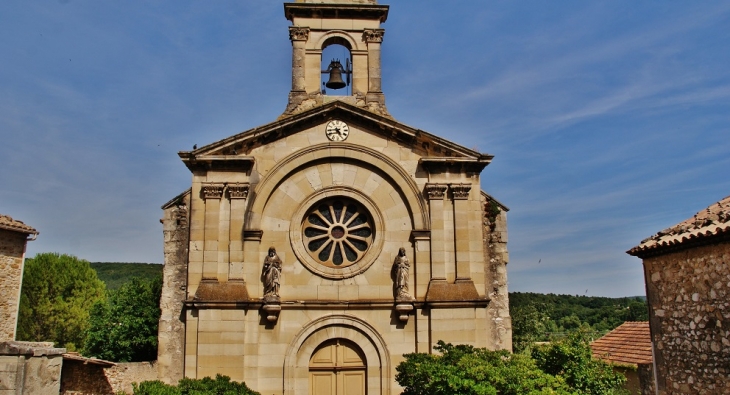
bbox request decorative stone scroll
[424,183,448,200]
[450,184,472,200]
[362,28,385,43]
[201,183,225,199]
[228,183,250,199]
[288,26,310,42]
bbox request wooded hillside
[90,262,163,290]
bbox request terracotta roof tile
[591,321,652,366]
[0,214,38,235]
[628,195,730,256]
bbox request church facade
[158,1,511,394]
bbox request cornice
[284,3,389,23]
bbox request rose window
[302,198,374,268]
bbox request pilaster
[362,29,384,94]
[288,26,309,93]
[451,183,472,281]
[201,183,224,280]
[425,183,448,282]
[228,183,250,281]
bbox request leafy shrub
[532,332,627,394]
[396,341,573,395]
[133,375,260,395]
[397,337,628,395]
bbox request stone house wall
[642,241,730,394]
[0,229,29,341]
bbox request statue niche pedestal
[262,296,281,322]
[395,297,414,322]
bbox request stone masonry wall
[482,196,512,351]
[643,240,730,394]
[61,361,158,395]
[0,229,28,341]
[157,192,190,384]
[638,363,656,395]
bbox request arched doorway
[309,339,366,395]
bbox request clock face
[325,120,349,141]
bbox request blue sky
[1,1,728,297]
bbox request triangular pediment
[179,101,492,171]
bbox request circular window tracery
[302,198,373,268]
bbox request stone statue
[392,247,412,300]
[262,247,282,299]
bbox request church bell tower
[283,0,390,117]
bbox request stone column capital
[228,183,250,200]
[289,26,310,42]
[201,183,225,200]
[424,183,448,200]
[362,28,385,43]
[450,184,472,200]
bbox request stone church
[158,1,511,394]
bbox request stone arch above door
[247,142,429,231]
[284,314,391,395]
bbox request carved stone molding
[228,183,250,199]
[289,26,310,42]
[362,29,385,43]
[243,230,264,241]
[424,183,448,200]
[201,183,225,200]
[450,184,472,200]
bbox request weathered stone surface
[482,193,512,352]
[0,341,64,395]
[156,191,190,384]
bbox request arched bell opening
[309,339,366,395]
[321,37,352,96]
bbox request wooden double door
[309,339,366,395]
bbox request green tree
[511,302,551,352]
[625,300,649,321]
[17,253,106,350]
[396,341,572,395]
[532,332,627,394]
[84,276,163,362]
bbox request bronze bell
[325,60,347,90]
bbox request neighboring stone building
[591,321,654,395]
[0,214,37,342]
[628,195,730,395]
[158,1,512,394]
